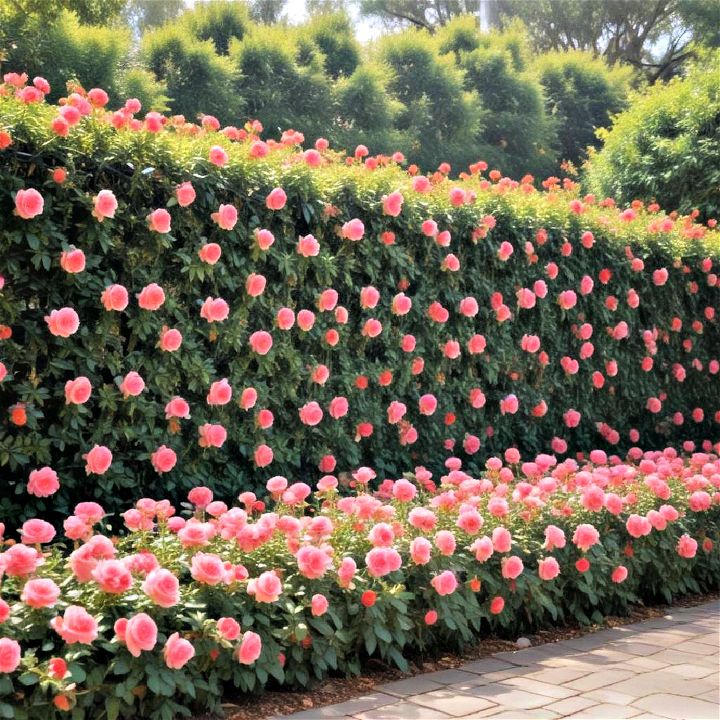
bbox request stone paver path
[279,601,719,719]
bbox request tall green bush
[537,50,633,168]
[586,51,720,219]
[0,79,718,525]
[141,24,241,122]
[377,29,482,170]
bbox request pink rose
[207,378,232,405]
[211,204,238,231]
[83,445,113,475]
[165,396,190,419]
[558,290,577,310]
[217,617,241,641]
[572,523,600,552]
[101,284,129,311]
[15,188,44,219]
[392,293,412,315]
[296,546,332,579]
[137,283,165,310]
[159,327,182,352]
[249,330,273,355]
[328,396,349,419]
[299,401,323,426]
[208,145,228,167]
[141,568,180,607]
[0,638,21,673]
[538,557,560,581]
[266,187,287,210]
[677,534,697,558]
[3,545,41,576]
[176,181,196,207]
[164,633,195,669]
[151,445,177,474]
[255,228,274,250]
[200,296,229,322]
[45,307,80,337]
[51,605,98,644]
[365,547,402,578]
[21,578,61,608]
[611,566,628,583]
[248,570,283,601]
[64,376,92,404]
[198,242,222,264]
[28,466,60,497]
[124,613,158,657]
[191,553,225,585]
[311,594,329,616]
[239,387,258,410]
[92,559,133,594]
[92,190,118,221]
[246,273,266,297]
[500,394,519,415]
[21,518,55,544]
[119,371,145,398]
[419,394,437,416]
[238,631,262,664]
[198,423,227,448]
[431,570,458,596]
[341,218,364,241]
[147,208,170,234]
[297,234,320,257]
[254,444,273,467]
[60,246,86,273]
[382,190,404,217]
[297,309,315,331]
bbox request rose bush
[0,448,718,718]
[0,74,719,524]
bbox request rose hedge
[0,449,718,719]
[0,75,719,521]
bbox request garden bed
[217,590,720,720]
[0,448,718,719]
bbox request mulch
[194,591,719,720]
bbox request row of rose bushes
[0,73,719,521]
[0,447,718,718]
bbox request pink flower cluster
[0,448,717,684]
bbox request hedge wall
[0,77,719,520]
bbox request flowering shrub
[0,73,719,522]
[0,449,718,718]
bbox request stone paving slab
[280,601,720,719]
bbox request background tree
[586,50,720,219]
[360,0,481,30]
[230,25,333,138]
[305,11,361,78]
[437,17,558,177]
[536,49,633,167]
[377,28,482,170]
[141,22,241,121]
[496,0,720,81]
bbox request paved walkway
[281,601,719,719]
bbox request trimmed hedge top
[0,75,719,520]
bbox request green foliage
[230,27,333,137]
[141,23,241,122]
[0,10,130,103]
[115,67,171,113]
[438,18,557,177]
[378,28,481,170]
[0,454,717,718]
[537,50,633,167]
[333,64,409,153]
[586,51,720,219]
[179,0,251,55]
[305,11,361,79]
[0,89,718,522]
